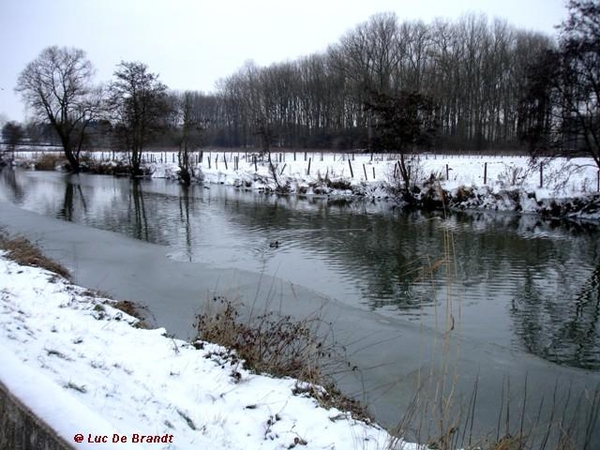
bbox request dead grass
[194,296,372,422]
[35,153,67,171]
[0,232,70,279]
[110,300,153,329]
[0,231,157,331]
[110,299,140,317]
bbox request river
[1,168,599,448]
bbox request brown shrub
[35,153,67,171]
[194,296,372,422]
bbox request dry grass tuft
[194,296,372,422]
[490,434,527,450]
[35,153,67,171]
[111,300,140,318]
[110,300,153,329]
[0,233,70,279]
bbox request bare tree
[1,121,24,164]
[2,121,25,150]
[520,1,599,168]
[108,61,170,176]
[170,91,205,185]
[365,90,438,188]
[15,46,101,173]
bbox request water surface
[1,169,599,371]
[1,168,599,446]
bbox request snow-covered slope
[0,252,419,449]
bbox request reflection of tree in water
[130,180,149,241]
[513,266,600,370]
[54,176,169,245]
[179,185,193,261]
[219,196,450,311]
[58,175,87,222]
[0,167,25,203]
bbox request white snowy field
[141,150,599,201]
[0,251,419,450]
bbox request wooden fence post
[483,162,487,184]
[348,160,354,178]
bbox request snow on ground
[142,150,598,199]
[139,151,600,220]
[0,251,419,450]
[8,148,600,205]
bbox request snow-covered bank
[147,152,600,220]
[9,149,600,219]
[0,251,418,449]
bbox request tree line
[213,13,550,153]
[4,1,599,179]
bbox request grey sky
[0,0,567,123]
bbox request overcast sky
[0,0,567,123]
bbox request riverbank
[183,152,600,221]
[11,149,600,221]
[0,238,415,450]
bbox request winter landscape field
[1,149,600,450]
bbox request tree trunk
[399,153,410,189]
[131,146,143,177]
[62,139,80,174]
[178,142,191,186]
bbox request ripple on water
[1,171,599,370]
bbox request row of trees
[8,1,600,179]
[13,48,170,176]
[520,0,600,168]
[212,14,551,152]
